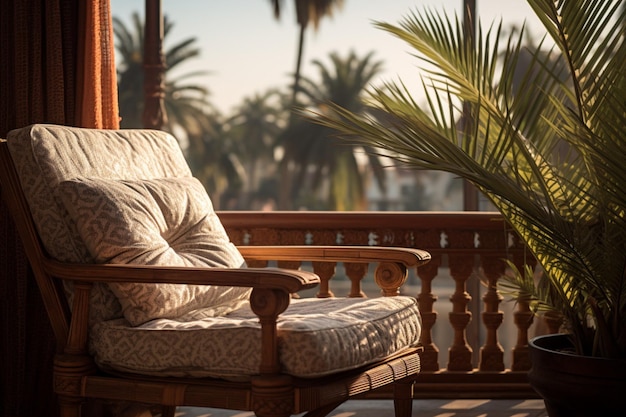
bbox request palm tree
[269,0,344,107]
[185,112,247,210]
[114,12,246,207]
[114,12,145,128]
[280,50,385,210]
[227,89,286,207]
[114,12,213,135]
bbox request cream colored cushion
[58,176,250,326]
[7,124,196,324]
[91,296,422,378]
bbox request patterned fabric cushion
[58,176,250,326]
[91,296,422,378]
[7,124,194,323]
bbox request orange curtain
[0,1,119,416]
[76,0,120,129]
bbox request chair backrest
[2,124,194,327]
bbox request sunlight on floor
[172,399,548,417]
[441,400,491,409]
[512,400,546,410]
[433,413,532,417]
[175,409,254,417]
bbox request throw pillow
[58,176,250,326]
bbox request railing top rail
[217,211,507,230]
[219,211,529,254]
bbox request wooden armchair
[0,124,430,417]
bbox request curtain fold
[77,0,120,129]
[0,1,119,416]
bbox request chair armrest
[237,245,431,267]
[42,259,320,293]
[43,259,318,366]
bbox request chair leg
[81,399,107,417]
[160,406,177,417]
[393,380,415,417]
[58,396,82,417]
[251,375,293,417]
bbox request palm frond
[313,0,626,358]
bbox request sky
[110,0,543,115]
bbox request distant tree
[269,0,344,107]
[281,50,385,210]
[185,113,247,210]
[113,12,213,135]
[227,89,286,207]
[114,12,247,208]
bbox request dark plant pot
[528,334,626,417]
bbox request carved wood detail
[416,255,441,372]
[479,255,505,372]
[512,299,534,371]
[447,255,474,372]
[374,261,408,297]
[249,288,290,375]
[511,251,536,371]
[344,262,368,298]
[311,261,336,298]
[251,375,294,417]
[543,311,564,334]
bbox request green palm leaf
[314,0,626,358]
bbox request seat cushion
[58,176,250,326]
[90,296,422,379]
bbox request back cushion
[58,176,249,326]
[6,124,205,322]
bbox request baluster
[447,255,474,372]
[311,261,336,298]
[511,253,535,371]
[247,260,269,268]
[543,311,564,334]
[416,255,441,372]
[531,260,563,335]
[479,255,505,372]
[276,261,301,271]
[512,299,534,371]
[344,262,368,298]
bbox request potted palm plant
[311,0,626,415]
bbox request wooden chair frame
[0,138,429,417]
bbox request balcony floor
[174,399,548,416]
